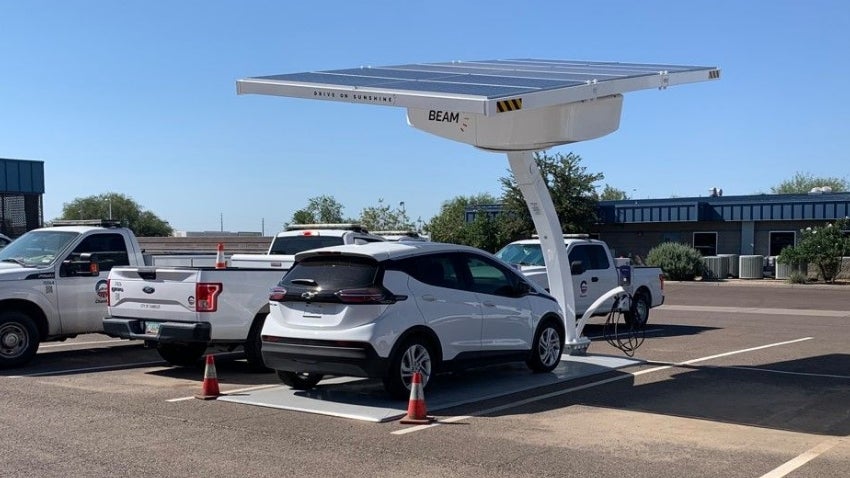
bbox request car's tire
[624,291,651,327]
[156,343,207,367]
[0,310,40,369]
[526,318,564,373]
[244,313,270,372]
[383,336,434,400]
[277,371,324,390]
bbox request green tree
[778,218,850,283]
[771,171,849,194]
[290,195,345,224]
[599,184,628,200]
[57,192,173,237]
[358,199,411,231]
[499,151,603,241]
[427,193,505,251]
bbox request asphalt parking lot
[2,280,849,478]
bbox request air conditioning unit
[701,256,725,280]
[718,254,739,278]
[739,255,764,279]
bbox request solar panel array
[238,59,719,116]
[250,59,716,100]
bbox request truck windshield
[0,230,79,267]
[494,244,545,266]
[268,236,345,255]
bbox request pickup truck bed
[104,266,285,368]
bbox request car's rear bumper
[261,336,387,378]
[103,317,211,344]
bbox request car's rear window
[282,255,379,289]
[268,236,345,255]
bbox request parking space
[3,282,850,477]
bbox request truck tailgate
[108,268,202,322]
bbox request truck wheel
[244,314,270,372]
[277,371,324,390]
[0,311,40,368]
[624,291,651,326]
[383,336,434,400]
[156,343,207,367]
[526,318,563,373]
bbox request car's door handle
[421,294,436,302]
[591,277,599,282]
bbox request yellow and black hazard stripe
[496,98,522,113]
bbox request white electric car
[261,241,565,398]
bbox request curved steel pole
[507,151,590,354]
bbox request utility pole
[220,213,224,232]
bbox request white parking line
[759,437,843,478]
[7,360,167,378]
[166,384,281,402]
[392,337,813,435]
[40,338,131,348]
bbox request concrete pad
[218,354,642,422]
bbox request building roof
[598,192,850,223]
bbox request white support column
[506,151,590,354]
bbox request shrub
[778,218,850,283]
[646,242,704,281]
[786,271,808,284]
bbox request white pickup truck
[0,220,148,368]
[494,236,664,325]
[103,224,386,368]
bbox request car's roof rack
[531,233,590,239]
[51,219,123,228]
[373,230,421,237]
[284,223,370,233]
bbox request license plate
[144,321,161,335]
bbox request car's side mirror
[62,253,101,277]
[515,281,531,296]
[570,260,585,275]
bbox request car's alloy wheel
[527,320,563,373]
[537,327,561,368]
[384,337,434,399]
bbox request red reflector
[196,282,222,312]
[261,335,283,343]
[336,287,384,304]
[269,286,287,301]
[106,278,111,307]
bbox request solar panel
[237,59,720,116]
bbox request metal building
[593,191,850,260]
[0,158,44,237]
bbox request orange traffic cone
[399,371,435,424]
[215,243,226,269]
[195,355,221,400]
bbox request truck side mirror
[570,260,585,275]
[62,253,101,277]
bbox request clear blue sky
[3,1,848,234]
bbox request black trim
[26,272,55,279]
[103,317,211,344]
[261,336,387,378]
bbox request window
[568,244,610,270]
[403,254,463,290]
[69,233,130,271]
[464,254,516,297]
[769,231,795,256]
[693,232,717,256]
[269,236,344,254]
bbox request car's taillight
[196,282,222,312]
[335,287,385,304]
[269,286,287,302]
[659,273,665,290]
[106,278,111,306]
